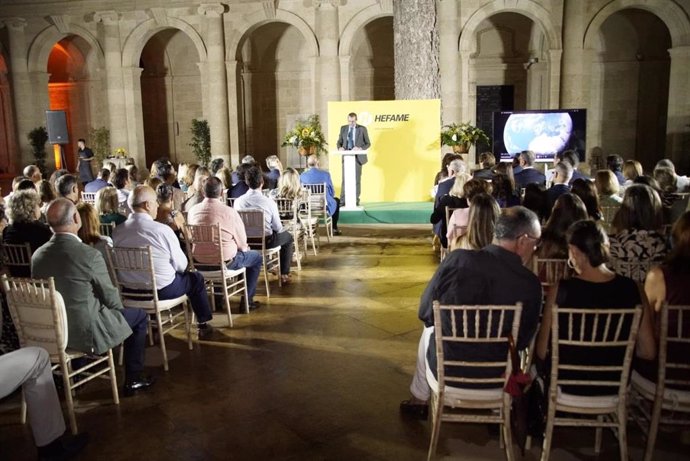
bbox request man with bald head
[112,186,215,339]
[32,198,153,396]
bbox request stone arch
[584,0,690,49]
[227,9,319,61]
[458,0,561,53]
[121,17,207,68]
[339,3,393,56]
[27,23,104,73]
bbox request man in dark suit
[336,112,370,206]
[32,198,153,397]
[546,161,573,216]
[514,150,546,189]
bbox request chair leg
[222,280,232,328]
[595,415,603,454]
[540,405,557,461]
[107,349,120,405]
[427,392,443,461]
[184,301,193,351]
[209,280,216,312]
[618,407,629,461]
[503,396,515,461]
[60,357,78,435]
[147,320,154,346]
[118,343,124,367]
[242,276,249,314]
[20,391,27,424]
[263,257,271,298]
[644,394,663,461]
[155,310,169,372]
[277,256,282,287]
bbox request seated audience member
[23,165,43,185]
[609,184,668,282]
[183,167,211,211]
[450,193,500,251]
[112,186,215,339]
[300,154,341,235]
[0,347,89,460]
[559,150,589,183]
[55,174,79,204]
[232,155,257,184]
[431,153,463,197]
[145,176,163,191]
[537,193,588,259]
[160,169,185,211]
[274,168,304,202]
[265,155,283,190]
[637,211,690,387]
[210,158,225,175]
[96,187,127,226]
[535,220,655,393]
[606,154,626,185]
[155,183,187,249]
[522,183,550,223]
[4,175,29,202]
[126,164,140,188]
[48,169,69,193]
[512,153,523,175]
[16,178,37,192]
[102,161,117,174]
[149,158,170,180]
[32,198,153,396]
[445,178,492,245]
[492,162,520,208]
[228,163,251,200]
[435,158,468,204]
[76,202,112,262]
[112,168,132,213]
[234,166,294,284]
[514,150,546,188]
[622,159,643,187]
[37,180,55,216]
[595,169,623,207]
[472,152,496,181]
[655,158,689,192]
[215,166,233,192]
[179,163,199,194]
[187,177,263,310]
[84,169,111,193]
[571,177,602,220]
[400,207,543,417]
[546,161,573,213]
[3,190,52,272]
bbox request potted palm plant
[441,122,490,153]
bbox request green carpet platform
[338,202,433,224]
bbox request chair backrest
[609,259,653,284]
[600,205,620,235]
[550,305,642,398]
[226,197,236,207]
[303,183,327,217]
[1,275,68,355]
[532,258,571,287]
[237,209,268,252]
[274,197,297,223]
[0,242,32,276]
[432,301,523,389]
[184,223,224,269]
[81,191,97,205]
[99,222,116,238]
[657,304,690,392]
[444,206,460,226]
[106,246,159,302]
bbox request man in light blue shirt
[112,185,215,339]
[300,154,340,235]
[234,166,294,284]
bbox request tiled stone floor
[0,225,688,460]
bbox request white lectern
[334,150,368,211]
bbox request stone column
[226,59,241,166]
[548,49,562,109]
[2,18,35,167]
[438,0,460,124]
[121,66,146,168]
[666,46,690,172]
[198,3,230,163]
[94,11,128,156]
[338,55,351,101]
[313,0,340,145]
[559,0,588,109]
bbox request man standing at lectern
[337,112,370,206]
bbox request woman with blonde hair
[76,202,112,262]
[95,186,126,225]
[451,193,500,251]
[215,166,233,191]
[595,169,623,207]
[3,190,52,265]
[274,168,304,201]
[179,163,199,193]
[431,163,473,249]
[622,160,643,186]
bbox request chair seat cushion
[556,387,619,409]
[426,364,504,405]
[123,294,188,311]
[196,267,245,280]
[631,370,690,409]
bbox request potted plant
[27,126,48,176]
[189,119,211,167]
[441,122,490,153]
[281,114,327,156]
[88,126,110,168]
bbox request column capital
[378,0,393,14]
[198,3,226,18]
[147,7,168,27]
[312,0,341,8]
[1,17,27,30]
[262,1,277,19]
[94,10,120,25]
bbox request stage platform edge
[338,202,432,225]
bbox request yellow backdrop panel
[327,99,440,203]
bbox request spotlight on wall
[524,57,539,70]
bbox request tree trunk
[393,0,441,100]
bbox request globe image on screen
[503,113,573,156]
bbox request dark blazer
[569,170,589,184]
[264,168,281,190]
[515,168,546,189]
[31,234,132,354]
[546,183,571,211]
[336,124,370,165]
[472,168,494,181]
[3,222,52,277]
